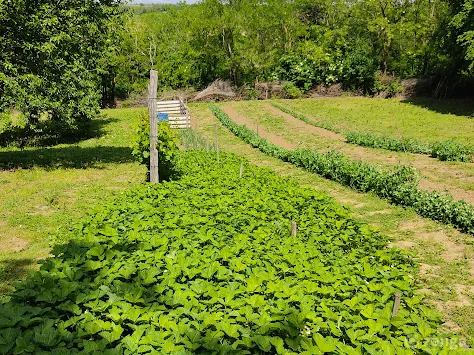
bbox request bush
[281,82,301,99]
[341,42,378,93]
[430,140,474,162]
[242,88,260,100]
[274,54,316,92]
[130,111,180,181]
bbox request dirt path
[226,102,474,205]
[265,104,346,142]
[221,105,295,150]
[270,104,474,203]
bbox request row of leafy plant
[210,105,474,235]
[0,151,458,354]
[271,103,474,163]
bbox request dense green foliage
[0,0,125,131]
[272,103,474,162]
[210,105,474,235]
[0,151,460,354]
[114,0,474,97]
[130,112,180,181]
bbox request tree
[451,0,474,73]
[0,0,125,131]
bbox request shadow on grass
[401,98,474,117]
[0,146,135,170]
[0,258,36,295]
[0,238,305,353]
[0,116,117,148]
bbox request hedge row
[210,104,474,235]
[271,102,474,163]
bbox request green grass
[277,97,474,144]
[231,101,287,131]
[0,108,146,297]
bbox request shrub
[430,140,474,162]
[130,111,180,181]
[281,82,301,99]
[341,42,378,93]
[242,88,260,100]
[274,54,316,92]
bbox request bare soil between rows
[226,102,474,205]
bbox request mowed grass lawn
[279,97,474,144]
[0,108,146,297]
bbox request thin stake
[391,293,401,317]
[148,70,159,183]
[291,221,297,237]
[215,124,220,164]
[239,162,243,178]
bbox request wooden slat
[157,108,182,112]
[158,110,182,114]
[156,104,181,109]
[156,100,181,105]
[169,117,189,121]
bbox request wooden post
[291,221,297,237]
[215,124,220,164]
[148,70,159,183]
[239,162,243,178]
[391,293,401,317]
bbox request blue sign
[157,112,169,122]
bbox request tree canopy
[114,0,474,97]
[0,0,125,129]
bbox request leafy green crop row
[210,105,474,235]
[0,151,458,354]
[271,103,474,162]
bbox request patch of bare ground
[419,263,441,275]
[366,209,392,215]
[29,205,55,216]
[390,240,415,249]
[0,236,29,253]
[399,221,467,262]
[269,105,474,204]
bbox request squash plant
[0,152,459,354]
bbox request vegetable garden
[209,105,474,235]
[0,151,460,354]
